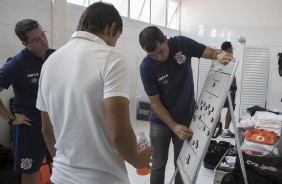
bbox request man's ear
[108,22,117,36]
[164,35,167,43]
[107,22,117,37]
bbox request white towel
[241,140,278,156]
[254,111,282,122]
[253,111,282,136]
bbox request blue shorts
[12,124,48,173]
[223,91,236,108]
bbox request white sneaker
[221,130,235,138]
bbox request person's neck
[35,52,46,60]
[27,48,47,60]
[95,33,112,46]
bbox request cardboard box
[136,101,150,121]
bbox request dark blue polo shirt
[140,36,206,126]
[0,48,55,125]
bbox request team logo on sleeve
[20,158,33,170]
[174,51,186,64]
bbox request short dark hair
[139,26,165,52]
[77,2,123,36]
[15,19,40,42]
[221,41,232,51]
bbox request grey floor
[127,120,235,184]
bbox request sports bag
[0,144,9,166]
[37,156,53,184]
[0,144,21,184]
[246,105,280,116]
[204,141,234,170]
[232,152,282,184]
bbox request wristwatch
[214,50,223,60]
[8,114,16,124]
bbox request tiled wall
[0,0,52,77]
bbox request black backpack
[203,141,235,170]
[0,144,21,184]
[0,144,10,167]
[231,152,282,184]
[246,105,281,116]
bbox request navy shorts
[12,124,48,173]
[223,91,236,108]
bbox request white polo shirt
[37,31,131,184]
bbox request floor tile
[129,174,150,184]
[195,174,214,184]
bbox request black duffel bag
[232,152,282,184]
[203,140,235,170]
[0,144,10,167]
[0,144,21,184]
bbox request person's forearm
[105,97,139,167]
[202,47,224,60]
[201,47,217,60]
[110,126,139,167]
[0,87,11,122]
[43,132,56,158]
[41,111,56,158]
[0,99,12,122]
[202,47,233,64]
[150,102,177,131]
[232,77,237,89]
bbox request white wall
[180,0,282,119]
[181,0,282,26]
[180,0,282,48]
[267,46,282,111]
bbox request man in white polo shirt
[36,2,152,184]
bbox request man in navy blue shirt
[0,19,55,184]
[139,26,233,184]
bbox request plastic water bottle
[136,132,150,175]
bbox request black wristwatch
[8,114,16,124]
[214,50,223,60]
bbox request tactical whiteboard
[176,60,238,184]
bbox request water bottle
[136,132,150,175]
